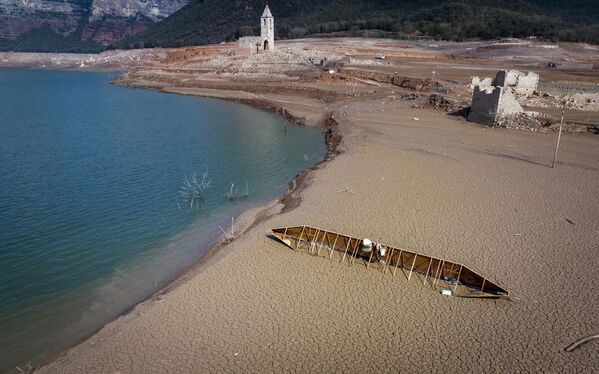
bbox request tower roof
[261,4,273,18]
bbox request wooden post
[407,254,417,282]
[348,239,358,264]
[310,229,320,254]
[366,249,374,269]
[297,226,306,250]
[432,260,442,288]
[329,234,339,259]
[383,248,394,274]
[350,239,361,265]
[552,110,564,168]
[316,231,322,256]
[480,278,486,294]
[423,257,433,286]
[317,230,325,255]
[433,260,444,288]
[453,265,463,294]
[316,230,322,254]
[317,231,329,257]
[282,227,288,240]
[393,250,403,276]
[341,237,352,263]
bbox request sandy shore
[36,90,599,372]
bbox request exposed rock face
[81,14,154,45]
[89,0,188,22]
[0,0,189,45]
[0,0,87,38]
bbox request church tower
[260,4,274,51]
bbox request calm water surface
[0,69,325,372]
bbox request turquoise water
[0,69,325,372]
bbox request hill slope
[1,0,597,52]
[115,0,599,49]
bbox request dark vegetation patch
[2,0,598,52]
[114,0,599,50]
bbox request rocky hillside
[0,0,189,52]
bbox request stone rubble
[520,92,599,111]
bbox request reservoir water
[0,69,326,372]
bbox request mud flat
[37,38,599,372]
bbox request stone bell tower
[260,4,274,51]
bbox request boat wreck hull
[271,226,509,299]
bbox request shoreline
[0,49,176,72]
[28,84,341,372]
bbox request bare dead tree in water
[224,181,249,201]
[15,362,39,374]
[178,169,211,210]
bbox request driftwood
[219,217,236,243]
[565,334,599,352]
[336,186,354,194]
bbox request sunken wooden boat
[271,226,509,299]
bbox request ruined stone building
[468,86,524,125]
[238,5,275,54]
[493,70,539,96]
[468,69,538,125]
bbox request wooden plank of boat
[271,226,509,299]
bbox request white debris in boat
[376,244,386,256]
[362,238,372,253]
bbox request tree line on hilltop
[115,0,599,50]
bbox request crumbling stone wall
[468,86,523,125]
[468,87,502,125]
[494,70,538,96]
[496,88,524,116]
[470,76,493,90]
[238,37,262,55]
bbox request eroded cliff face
[89,0,188,22]
[0,0,189,45]
[0,0,88,38]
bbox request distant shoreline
[0,49,174,72]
